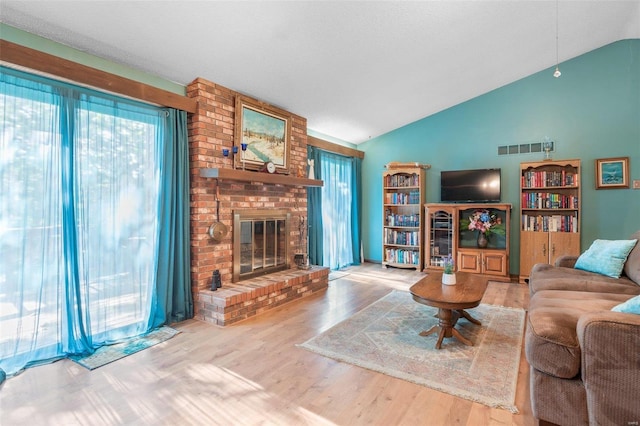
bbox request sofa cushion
[612,294,640,314]
[529,263,640,295]
[574,239,638,278]
[623,231,640,284]
[525,290,633,379]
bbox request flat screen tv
[440,168,501,203]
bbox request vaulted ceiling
[2,1,639,144]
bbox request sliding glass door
[319,151,360,270]
[0,67,165,375]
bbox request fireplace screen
[233,210,290,282]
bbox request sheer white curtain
[320,151,354,269]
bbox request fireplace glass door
[234,210,290,281]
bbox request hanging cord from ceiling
[554,0,562,78]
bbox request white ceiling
[2,1,639,144]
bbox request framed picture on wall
[234,95,292,173]
[595,157,630,189]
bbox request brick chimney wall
[186,77,309,293]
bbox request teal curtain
[308,146,362,269]
[307,146,323,265]
[351,157,362,264]
[150,109,192,327]
[0,66,190,377]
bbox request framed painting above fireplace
[234,95,292,173]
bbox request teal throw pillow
[612,295,640,314]
[574,239,638,279]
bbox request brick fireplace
[187,78,329,326]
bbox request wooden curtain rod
[307,135,365,159]
[0,39,197,113]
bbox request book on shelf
[521,214,578,232]
[522,170,578,188]
[384,173,419,187]
[384,248,419,265]
[385,211,420,227]
[521,192,579,209]
[384,191,420,205]
[384,229,419,246]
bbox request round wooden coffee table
[409,271,488,349]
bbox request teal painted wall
[1,23,186,95]
[359,39,640,274]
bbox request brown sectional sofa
[525,231,640,425]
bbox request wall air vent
[498,141,553,156]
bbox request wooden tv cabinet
[425,203,512,281]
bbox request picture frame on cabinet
[595,157,629,189]
[234,95,291,173]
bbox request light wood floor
[0,263,534,426]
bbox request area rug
[70,326,180,370]
[298,290,525,413]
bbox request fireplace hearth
[233,209,290,282]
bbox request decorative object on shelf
[460,209,505,248]
[234,94,291,173]
[441,254,456,285]
[308,159,315,180]
[222,146,238,164]
[241,142,247,170]
[477,232,489,249]
[595,157,630,189]
[542,136,554,160]
[260,161,276,174]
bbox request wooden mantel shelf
[200,168,323,187]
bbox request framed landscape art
[595,157,629,189]
[234,95,291,173]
